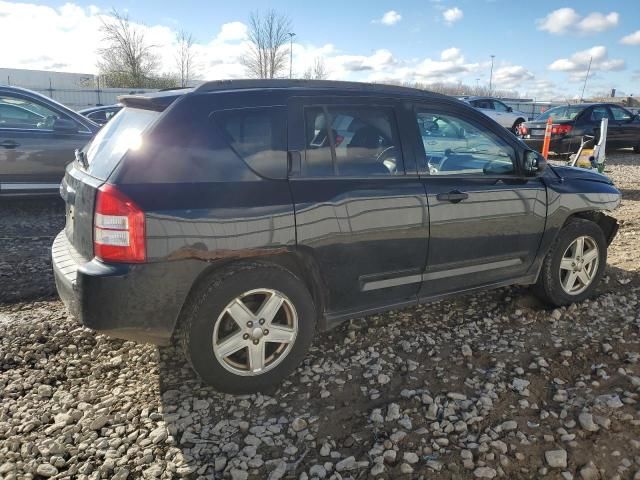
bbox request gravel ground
[0,197,64,303]
[1,151,639,480]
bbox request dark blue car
[53,80,620,393]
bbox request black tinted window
[303,105,403,177]
[214,107,287,179]
[610,106,632,121]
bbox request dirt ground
[0,151,639,480]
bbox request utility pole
[475,78,480,91]
[288,32,296,79]
[580,56,593,102]
[489,55,495,94]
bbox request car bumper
[522,136,579,155]
[52,231,197,345]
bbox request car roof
[118,79,453,110]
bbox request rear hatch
[60,107,160,259]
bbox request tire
[511,118,525,135]
[176,263,316,394]
[533,218,607,307]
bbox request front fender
[529,174,620,280]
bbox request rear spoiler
[117,89,191,111]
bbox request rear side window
[213,107,287,179]
[84,107,159,180]
[303,105,404,177]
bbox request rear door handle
[436,190,469,203]
[0,140,20,149]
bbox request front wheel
[533,219,607,307]
[177,264,317,393]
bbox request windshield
[536,105,584,122]
[84,107,159,179]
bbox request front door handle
[0,140,20,149]
[436,190,469,203]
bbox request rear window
[213,106,287,179]
[536,105,584,122]
[84,107,159,179]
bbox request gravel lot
[1,151,639,480]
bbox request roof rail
[194,79,441,97]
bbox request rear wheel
[533,219,607,307]
[177,264,316,393]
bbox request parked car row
[519,103,640,155]
[48,79,621,392]
[2,84,638,196]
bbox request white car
[458,96,527,134]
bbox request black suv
[53,80,620,393]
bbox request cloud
[537,8,619,35]
[492,65,535,87]
[549,46,625,73]
[442,7,463,25]
[620,30,640,46]
[374,10,401,26]
[216,21,247,42]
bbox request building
[0,67,154,110]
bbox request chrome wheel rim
[212,289,298,376]
[559,236,599,295]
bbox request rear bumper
[522,136,579,155]
[52,231,198,345]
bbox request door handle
[436,190,469,203]
[0,140,20,149]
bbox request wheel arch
[171,248,329,340]
[563,210,619,246]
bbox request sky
[0,0,639,99]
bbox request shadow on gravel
[0,197,64,304]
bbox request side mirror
[507,106,513,112]
[457,127,466,138]
[53,118,79,133]
[524,150,547,176]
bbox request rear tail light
[94,184,145,263]
[551,124,573,135]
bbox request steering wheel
[376,146,399,174]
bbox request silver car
[458,96,527,134]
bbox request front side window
[415,110,515,176]
[0,95,61,129]
[303,105,403,177]
[609,106,632,121]
[492,101,509,112]
[214,106,287,178]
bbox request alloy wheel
[212,289,298,376]
[559,235,599,295]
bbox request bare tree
[97,9,169,88]
[303,57,328,80]
[176,29,197,87]
[242,10,292,79]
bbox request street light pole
[489,55,495,94]
[288,32,296,79]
